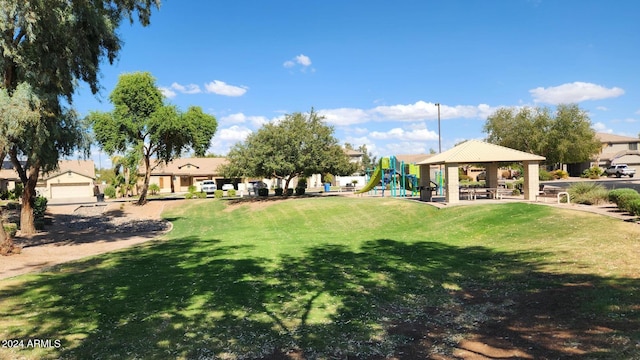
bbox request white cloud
[295,54,311,66]
[371,101,496,121]
[220,113,270,127]
[369,127,438,141]
[283,54,314,72]
[218,126,253,142]
[319,108,370,126]
[596,106,608,111]
[592,122,612,133]
[159,87,177,99]
[530,82,624,104]
[204,80,248,97]
[170,82,202,94]
[373,101,435,121]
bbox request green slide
[356,165,382,194]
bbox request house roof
[344,148,364,157]
[145,157,228,176]
[597,132,640,144]
[0,159,95,181]
[44,159,96,180]
[417,140,545,165]
[395,154,433,164]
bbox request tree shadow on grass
[0,237,638,359]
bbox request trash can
[96,194,105,202]
[324,183,331,192]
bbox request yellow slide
[356,165,382,194]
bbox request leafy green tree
[89,72,217,205]
[483,107,550,156]
[0,1,159,239]
[221,109,353,191]
[483,104,600,166]
[357,144,377,173]
[545,104,601,165]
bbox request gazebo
[417,140,546,203]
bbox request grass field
[1,196,639,359]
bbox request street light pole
[435,103,441,153]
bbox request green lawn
[1,197,639,359]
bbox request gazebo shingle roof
[417,140,545,164]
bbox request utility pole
[435,103,441,153]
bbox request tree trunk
[20,166,40,235]
[137,156,151,205]
[0,208,16,256]
[283,177,292,192]
[19,164,40,235]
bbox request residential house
[1,159,96,199]
[141,157,229,193]
[567,132,640,177]
[37,160,96,199]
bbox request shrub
[539,169,554,181]
[511,188,521,196]
[258,188,268,197]
[148,183,160,195]
[104,185,116,198]
[581,167,603,179]
[295,187,306,196]
[608,188,640,212]
[3,223,17,237]
[628,199,640,216]
[196,192,207,199]
[608,188,639,203]
[11,183,23,200]
[285,188,294,196]
[227,189,236,197]
[214,190,223,198]
[185,192,194,199]
[6,201,19,210]
[274,188,284,196]
[553,169,569,179]
[568,182,609,205]
[298,178,307,188]
[187,185,197,194]
[33,196,48,221]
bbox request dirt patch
[0,199,183,280]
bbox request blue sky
[73,0,640,169]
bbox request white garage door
[50,183,91,199]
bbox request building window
[630,143,638,151]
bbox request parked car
[200,180,217,194]
[222,183,235,191]
[604,164,636,178]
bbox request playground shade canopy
[416,140,545,164]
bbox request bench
[537,186,570,204]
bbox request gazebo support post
[523,160,540,200]
[445,163,460,204]
[419,165,433,201]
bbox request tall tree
[221,109,353,191]
[483,106,550,156]
[483,104,600,166]
[0,1,160,241]
[545,104,601,165]
[89,72,217,205]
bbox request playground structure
[356,156,443,197]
